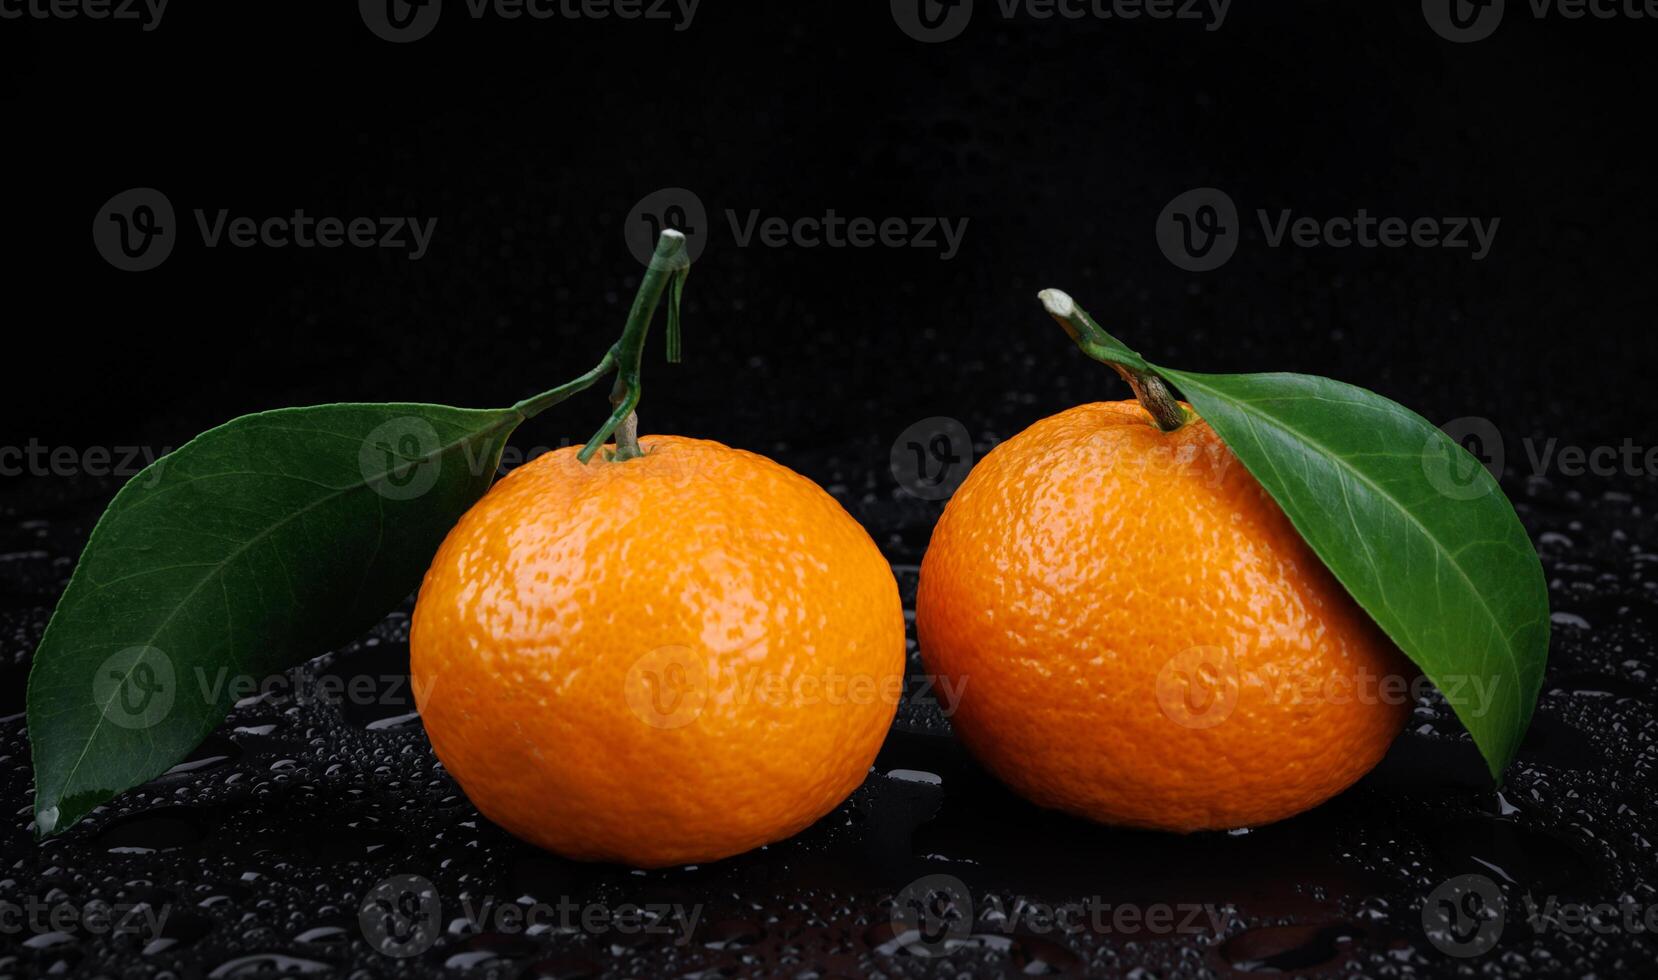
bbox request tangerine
[412,436,905,867]
[917,401,1410,831]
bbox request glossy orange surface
[412,436,905,868]
[917,402,1410,831]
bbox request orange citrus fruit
[917,401,1410,831]
[411,435,905,868]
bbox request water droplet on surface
[1427,817,1598,894]
[518,956,602,980]
[94,806,212,853]
[884,769,942,786]
[1010,933,1082,974]
[1220,922,1364,972]
[207,953,334,977]
[703,918,763,950]
[142,910,213,956]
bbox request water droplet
[1221,922,1363,972]
[207,953,333,977]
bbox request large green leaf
[1155,368,1550,779]
[27,403,522,836]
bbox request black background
[4,3,1658,978]
[4,3,1654,466]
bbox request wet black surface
[2,454,1656,978]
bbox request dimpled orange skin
[411,436,905,869]
[917,401,1411,832]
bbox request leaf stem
[1038,288,1189,432]
[511,353,616,420]
[507,230,690,461]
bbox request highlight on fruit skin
[916,400,1412,832]
[410,435,906,868]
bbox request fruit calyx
[509,229,692,462]
[1039,288,1189,433]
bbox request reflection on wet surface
[1,468,1654,977]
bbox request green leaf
[1155,367,1550,779]
[27,402,522,836]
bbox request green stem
[511,353,616,420]
[1038,288,1189,432]
[578,230,689,462]
[505,230,690,461]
